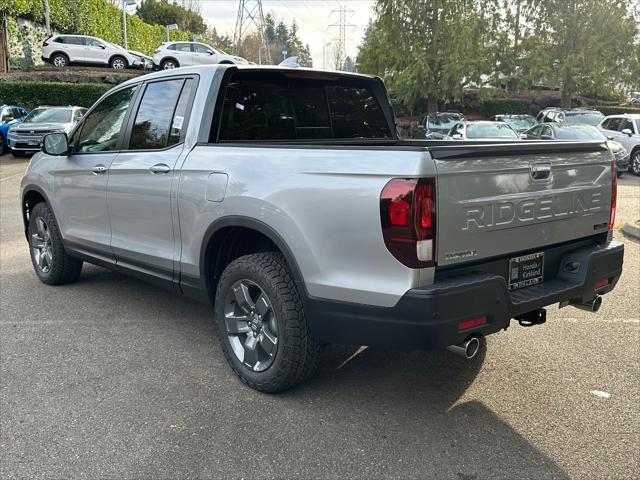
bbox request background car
[420,112,464,139]
[0,105,29,153]
[523,123,629,175]
[41,35,152,69]
[598,114,640,176]
[152,41,248,70]
[535,107,604,126]
[445,120,520,141]
[492,114,537,132]
[7,106,86,157]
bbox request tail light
[380,178,436,268]
[609,162,617,231]
[154,49,161,54]
[42,38,50,47]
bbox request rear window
[217,72,393,141]
[564,111,604,126]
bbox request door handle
[530,163,551,180]
[92,164,107,174]
[149,163,171,174]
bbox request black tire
[161,58,179,70]
[215,252,321,393]
[28,202,82,285]
[630,150,640,176]
[0,133,5,154]
[110,55,128,70]
[51,53,68,67]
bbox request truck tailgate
[432,141,613,267]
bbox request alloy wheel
[162,61,176,70]
[53,55,66,67]
[632,152,640,176]
[112,58,126,69]
[224,279,278,372]
[32,217,53,273]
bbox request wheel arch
[50,51,69,62]
[161,56,180,68]
[197,216,306,305]
[21,185,53,239]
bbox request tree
[206,26,233,53]
[136,0,206,35]
[358,0,499,113]
[520,0,639,106]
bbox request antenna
[233,0,272,64]
[327,5,356,70]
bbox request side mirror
[99,44,106,49]
[621,128,633,137]
[42,133,69,156]
[208,50,214,55]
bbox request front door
[84,37,110,65]
[53,84,139,263]
[107,77,196,282]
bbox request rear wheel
[28,202,82,285]
[161,59,178,70]
[0,133,5,154]
[51,53,68,67]
[630,150,640,176]
[215,252,320,392]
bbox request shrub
[0,81,112,108]
[589,105,640,116]
[478,98,530,117]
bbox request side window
[11,107,25,119]
[607,118,623,131]
[193,44,212,54]
[53,36,64,44]
[620,119,634,132]
[0,107,9,122]
[85,38,102,47]
[75,85,138,153]
[541,125,552,138]
[600,119,611,130]
[174,43,191,52]
[72,109,84,122]
[67,37,85,46]
[129,79,186,150]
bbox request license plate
[508,252,544,290]
[27,140,39,146]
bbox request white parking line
[0,173,21,182]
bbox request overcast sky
[198,1,376,67]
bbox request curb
[622,223,640,239]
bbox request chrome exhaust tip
[571,295,602,313]
[446,337,480,360]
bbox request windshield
[502,116,536,130]
[466,123,519,139]
[427,115,462,130]
[554,126,604,140]
[23,108,72,124]
[565,112,604,126]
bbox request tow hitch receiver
[515,308,547,327]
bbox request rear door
[433,142,613,268]
[173,43,193,66]
[107,76,197,282]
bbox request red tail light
[380,178,436,268]
[42,37,50,47]
[610,162,617,231]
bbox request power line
[326,4,356,70]
[233,0,272,64]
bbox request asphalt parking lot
[1,153,638,479]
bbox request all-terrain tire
[215,252,321,393]
[28,202,83,285]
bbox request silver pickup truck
[21,66,624,392]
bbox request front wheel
[110,56,127,69]
[28,202,83,285]
[630,151,640,176]
[215,252,320,392]
[161,59,178,70]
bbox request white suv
[41,35,151,69]
[598,114,640,175]
[152,42,248,70]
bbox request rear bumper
[306,241,624,349]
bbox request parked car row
[0,105,86,156]
[41,34,248,70]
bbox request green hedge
[589,105,640,116]
[0,0,192,55]
[0,81,111,108]
[478,98,530,117]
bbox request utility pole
[43,0,51,36]
[233,0,271,64]
[327,5,356,71]
[122,0,128,50]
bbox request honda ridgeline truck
[20,66,624,392]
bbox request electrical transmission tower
[327,5,356,71]
[233,0,272,64]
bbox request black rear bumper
[305,241,624,349]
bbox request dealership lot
[1,154,638,478]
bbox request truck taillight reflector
[595,278,609,289]
[380,178,436,268]
[459,316,487,331]
[610,162,617,231]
